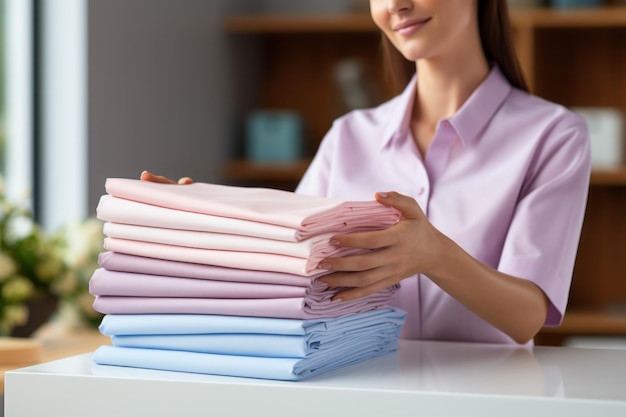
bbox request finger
[331,229,395,250]
[319,266,390,288]
[140,171,176,184]
[375,191,425,220]
[177,177,194,185]
[332,277,399,302]
[320,248,390,273]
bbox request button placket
[425,121,455,184]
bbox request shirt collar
[380,65,513,150]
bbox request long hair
[381,0,529,94]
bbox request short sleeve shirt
[296,66,591,344]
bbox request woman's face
[370,0,479,62]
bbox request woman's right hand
[140,170,194,185]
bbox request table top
[0,327,110,393]
[5,339,626,416]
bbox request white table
[5,340,626,416]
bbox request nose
[387,0,413,13]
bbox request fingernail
[318,262,332,270]
[332,297,343,303]
[377,192,389,198]
[329,239,341,247]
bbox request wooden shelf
[222,161,626,186]
[536,309,626,346]
[224,8,626,34]
[590,167,626,185]
[224,13,376,33]
[511,7,626,28]
[221,159,310,182]
[541,310,626,335]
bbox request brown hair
[381,0,529,94]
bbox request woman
[143,0,590,345]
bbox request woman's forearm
[427,231,550,344]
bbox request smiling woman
[294,0,590,345]
[144,0,592,346]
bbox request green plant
[0,177,67,334]
[0,175,104,334]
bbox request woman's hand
[318,191,447,301]
[140,170,194,185]
[319,191,550,344]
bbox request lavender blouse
[296,66,591,344]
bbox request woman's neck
[409,51,489,159]
[413,56,490,127]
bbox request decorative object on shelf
[245,110,304,163]
[551,0,603,8]
[573,107,624,169]
[334,58,379,111]
[0,175,104,336]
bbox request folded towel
[97,195,310,242]
[92,309,407,380]
[99,309,406,358]
[102,222,354,260]
[103,238,327,276]
[89,269,307,299]
[104,178,400,240]
[98,252,313,287]
[92,343,398,381]
[92,279,397,319]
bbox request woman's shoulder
[505,87,588,132]
[497,88,591,170]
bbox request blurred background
[0,0,625,351]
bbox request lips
[393,17,432,36]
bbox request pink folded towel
[98,252,313,287]
[102,222,350,260]
[92,277,397,319]
[103,178,400,241]
[97,195,305,242]
[104,238,332,276]
[98,252,312,287]
[89,268,307,298]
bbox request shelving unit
[222,8,626,345]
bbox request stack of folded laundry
[90,178,407,381]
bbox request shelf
[511,7,626,28]
[224,13,376,33]
[221,159,310,182]
[224,8,626,34]
[221,161,626,186]
[590,166,626,185]
[540,310,626,335]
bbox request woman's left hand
[140,170,193,185]
[318,191,446,301]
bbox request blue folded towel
[93,308,406,380]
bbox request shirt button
[417,187,425,196]
[442,120,451,128]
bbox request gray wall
[86,0,351,214]
[87,0,245,213]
